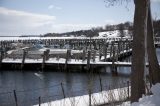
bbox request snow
[2,58,43,63]
[34,87,129,106]
[32,82,160,106]
[7,50,15,54]
[1,48,133,66]
[38,48,83,54]
[0,36,132,41]
[151,83,160,95]
[99,30,120,38]
[132,83,160,106]
[98,30,130,38]
[121,83,160,106]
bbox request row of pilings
[0,38,134,74]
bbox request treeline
[43,19,160,37]
[44,29,101,37]
[43,22,133,37]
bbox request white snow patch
[121,83,160,106]
[7,50,15,54]
[98,30,130,38]
[34,87,129,106]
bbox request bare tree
[104,0,147,102]
[147,1,160,84]
[131,0,148,102]
[104,0,160,102]
[104,0,131,7]
[118,23,125,38]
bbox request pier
[0,37,160,74]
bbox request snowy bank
[34,87,129,106]
[121,83,160,106]
[33,83,160,106]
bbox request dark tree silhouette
[118,23,125,38]
[131,0,148,102]
[105,0,160,102]
[147,1,160,84]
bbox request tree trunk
[131,0,148,103]
[147,1,160,84]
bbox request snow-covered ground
[98,30,130,38]
[38,48,83,54]
[0,30,132,41]
[0,36,130,41]
[121,83,160,106]
[33,83,160,106]
[34,87,129,106]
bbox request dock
[0,37,160,74]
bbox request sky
[0,0,160,36]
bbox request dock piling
[111,46,117,75]
[21,49,27,69]
[65,49,71,71]
[87,50,91,70]
[0,50,4,68]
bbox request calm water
[0,48,159,106]
[0,70,129,106]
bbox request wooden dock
[0,37,160,73]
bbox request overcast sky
[0,0,160,36]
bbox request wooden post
[65,49,71,71]
[104,43,108,61]
[21,49,27,69]
[129,39,132,50]
[41,49,50,71]
[13,90,18,106]
[42,51,46,71]
[92,50,96,62]
[116,46,119,61]
[89,37,92,50]
[126,39,129,52]
[45,49,50,60]
[77,52,80,61]
[38,96,41,106]
[122,41,125,56]
[111,46,117,75]
[0,51,4,68]
[117,42,120,58]
[82,49,86,62]
[99,48,101,61]
[87,50,91,70]
[61,82,65,98]
[110,42,113,59]
[99,74,103,92]
[119,39,122,55]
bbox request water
[0,48,159,106]
[0,69,130,106]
